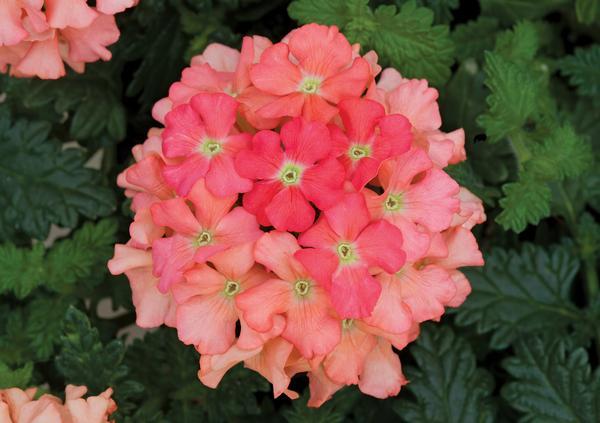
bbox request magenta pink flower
[330,98,413,190]
[250,23,371,123]
[235,117,345,232]
[162,92,252,197]
[295,193,406,318]
[150,179,261,292]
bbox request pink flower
[236,232,341,358]
[150,179,262,292]
[0,385,116,423]
[154,36,276,129]
[96,0,139,14]
[161,93,252,197]
[250,23,371,123]
[172,243,268,354]
[368,69,466,167]
[108,244,176,328]
[236,118,345,232]
[295,193,406,318]
[0,0,135,79]
[364,148,460,262]
[330,98,413,189]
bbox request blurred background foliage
[0,0,598,421]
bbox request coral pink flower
[108,244,177,328]
[368,69,466,167]
[153,36,276,129]
[236,232,341,358]
[172,243,268,354]
[368,263,456,326]
[357,338,407,398]
[364,148,460,262]
[150,179,261,292]
[0,0,135,79]
[306,365,344,407]
[162,93,252,196]
[451,187,487,229]
[250,23,371,123]
[96,0,139,14]
[0,385,116,423]
[236,118,345,232]
[330,98,413,189]
[0,1,46,46]
[198,325,299,399]
[295,193,406,318]
[322,319,377,385]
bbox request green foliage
[288,0,454,85]
[559,45,600,99]
[0,115,115,240]
[456,243,581,349]
[0,220,117,298]
[14,65,126,144]
[0,1,598,421]
[502,336,600,422]
[452,17,500,62]
[0,361,33,389]
[394,325,495,422]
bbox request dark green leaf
[0,361,33,389]
[496,177,552,232]
[394,325,495,423]
[502,336,600,422]
[559,45,600,99]
[456,243,581,349]
[0,117,115,240]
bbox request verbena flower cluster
[0,0,137,79]
[109,23,485,406]
[0,385,116,422]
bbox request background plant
[0,0,598,421]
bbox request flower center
[279,163,302,186]
[349,144,371,160]
[342,318,354,329]
[299,76,321,94]
[384,194,403,212]
[294,279,311,297]
[195,230,212,246]
[224,280,241,297]
[201,138,222,156]
[336,242,356,264]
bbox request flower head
[110,22,485,407]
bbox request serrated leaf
[502,336,600,422]
[526,124,592,181]
[480,0,570,23]
[559,45,600,99]
[25,296,72,361]
[0,220,117,298]
[445,162,500,206]
[287,0,367,26]
[496,177,552,232]
[452,17,500,62]
[456,243,582,349]
[288,0,455,85]
[394,325,495,423]
[370,2,454,85]
[0,361,33,389]
[56,307,143,418]
[19,64,126,144]
[477,52,542,143]
[0,117,115,240]
[494,20,539,63]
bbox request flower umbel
[110,22,485,407]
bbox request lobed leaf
[456,243,581,349]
